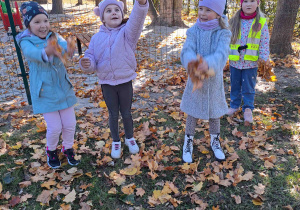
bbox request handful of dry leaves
[49,36,76,65]
[187,55,215,92]
[257,59,277,82]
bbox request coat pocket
[31,80,43,98]
[65,74,73,88]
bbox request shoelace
[184,138,193,153]
[114,144,120,150]
[212,135,221,150]
[129,140,136,146]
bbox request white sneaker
[111,141,122,159]
[210,134,225,161]
[182,135,193,163]
[244,108,253,123]
[125,137,139,154]
[227,108,238,116]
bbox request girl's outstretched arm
[124,0,149,48]
[79,36,96,73]
[180,27,198,70]
[258,22,270,62]
[20,40,47,63]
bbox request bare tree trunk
[96,0,101,6]
[51,0,63,14]
[76,0,83,6]
[148,0,158,21]
[270,0,300,56]
[120,0,127,14]
[36,0,47,4]
[150,0,187,27]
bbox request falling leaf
[136,188,145,197]
[99,101,107,108]
[36,122,47,133]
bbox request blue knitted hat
[20,1,48,28]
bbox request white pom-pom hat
[94,0,124,22]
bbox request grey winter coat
[180,22,231,120]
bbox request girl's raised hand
[81,58,91,69]
[45,37,62,59]
[197,60,209,73]
[137,0,147,5]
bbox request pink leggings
[43,106,76,151]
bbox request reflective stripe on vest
[229,17,267,61]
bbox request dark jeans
[230,66,258,112]
[101,81,133,142]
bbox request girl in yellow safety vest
[227,0,270,123]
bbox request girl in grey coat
[180,0,231,163]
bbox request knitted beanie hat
[198,0,226,16]
[93,0,124,22]
[241,0,260,6]
[20,1,48,28]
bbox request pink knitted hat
[93,0,124,22]
[198,0,226,16]
[241,0,260,6]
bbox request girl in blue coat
[180,0,231,163]
[16,1,79,169]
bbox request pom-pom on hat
[198,0,226,16]
[20,1,48,28]
[93,0,124,22]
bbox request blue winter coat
[16,30,77,114]
[180,20,232,120]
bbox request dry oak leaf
[36,190,52,205]
[264,160,274,169]
[254,183,265,195]
[136,188,146,197]
[120,167,138,176]
[19,181,32,188]
[63,189,76,203]
[41,180,56,190]
[193,182,203,192]
[9,196,20,207]
[0,182,2,193]
[121,184,136,195]
[212,205,220,210]
[252,198,263,206]
[241,171,254,181]
[231,194,241,204]
[108,187,117,194]
[20,194,33,203]
[60,203,71,210]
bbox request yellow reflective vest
[229,17,267,61]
